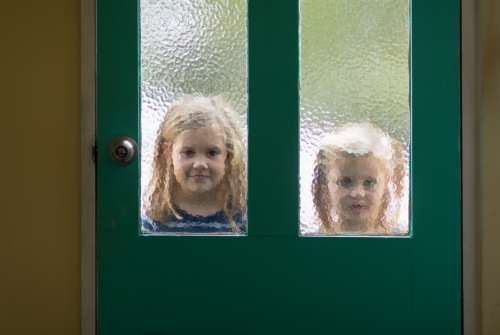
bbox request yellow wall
[0,1,80,334]
[481,1,500,334]
[0,1,498,334]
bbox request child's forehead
[174,126,225,144]
[184,117,223,132]
[330,156,386,174]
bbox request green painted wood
[97,0,461,334]
[411,0,462,333]
[248,0,299,237]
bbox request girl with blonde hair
[142,95,246,233]
[312,123,407,234]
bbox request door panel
[97,0,461,334]
[412,2,461,332]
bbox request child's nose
[350,185,365,198]
[193,156,208,169]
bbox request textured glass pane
[300,0,410,235]
[140,0,248,234]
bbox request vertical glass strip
[140,0,248,234]
[300,0,410,235]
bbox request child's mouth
[192,175,209,181]
[348,203,366,214]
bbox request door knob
[108,136,138,164]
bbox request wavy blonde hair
[143,95,247,230]
[312,123,406,234]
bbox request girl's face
[170,126,227,195]
[328,156,388,224]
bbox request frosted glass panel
[140,0,248,234]
[300,0,410,235]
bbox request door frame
[81,0,96,334]
[462,0,480,333]
[80,0,479,333]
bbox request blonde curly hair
[312,123,406,234]
[143,95,247,230]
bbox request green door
[97,0,461,334]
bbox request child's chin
[190,186,215,193]
[341,209,363,218]
[343,211,373,222]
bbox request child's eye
[363,180,375,188]
[339,177,352,188]
[182,150,195,157]
[208,149,220,157]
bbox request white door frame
[80,1,480,333]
